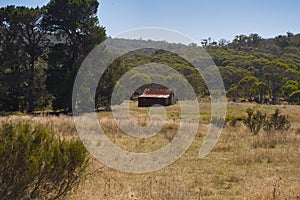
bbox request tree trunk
[28,57,35,113]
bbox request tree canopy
[0,1,106,112]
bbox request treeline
[207,33,300,104]
[99,35,300,107]
[0,0,106,113]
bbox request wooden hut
[138,88,176,107]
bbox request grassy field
[1,102,300,199]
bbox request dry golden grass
[0,115,77,138]
[1,102,299,199]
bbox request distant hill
[97,33,300,105]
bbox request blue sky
[1,0,300,45]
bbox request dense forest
[97,34,300,107]
[1,0,300,113]
[208,33,300,104]
[0,0,106,113]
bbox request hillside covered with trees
[207,33,300,104]
[1,0,300,113]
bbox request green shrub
[244,108,291,135]
[270,109,291,131]
[263,108,291,134]
[0,122,89,200]
[244,108,266,135]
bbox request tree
[0,6,24,111]
[282,80,298,99]
[218,38,229,47]
[226,84,240,101]
[250,81,268,103]
[238,76,258,98]
[219,66,251,90]
[287,32,294,38]
[232,34,248,47]
[14,6,50,112]
[275,35,289,49]
[262,60,289,101]
[248,33,262,47]
[289,90,300,104]
[43,0,106,112]
[0,6,50,112]
[201,39,208,47]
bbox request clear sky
[1,0,300,45]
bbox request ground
[1,102,299,199]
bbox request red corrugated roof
[139,88,171,98]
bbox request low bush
[244,108,291,135]
[264,108,291,133]
[244,108,266,135]
[0,122,89,200]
